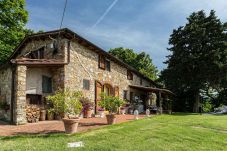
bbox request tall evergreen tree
[161,10,227,112]
[109,47,158,80]
[0,0,28,64]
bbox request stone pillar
[159,91,163,114]
[14,65,27,125]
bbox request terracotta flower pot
[85,110,93,118]
[106,114,116,125]
[62,118,80,134]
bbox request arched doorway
[95,81,117,113]
[103,83,114,96]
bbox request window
[105,59,111,71]
[140,78,143,85]
[83,79,90,90]
[103,84,114,96]
[30,47,44,59]
[99,55,105,69]
[42,76,52,93]
[99,55,111,71]
[123,90,128,100]
[127,70,133,80]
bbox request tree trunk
[193,91,200,113]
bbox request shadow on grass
[170,112,227,116]
[170,112,200,116]
[0,132,66,140]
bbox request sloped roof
[5,28,159,87]
[129,85,175,95]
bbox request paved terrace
[0,115,146,136]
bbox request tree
[109,47,158,80]
[161,10,227,112]
[0,0,29,64]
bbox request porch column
[14,65,27,125]
[159,91,163,114]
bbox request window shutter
[99,55,105,69]
[114,86,119,97]
[105,59,111,71]
[83,79,90,90]
[95,81,103,112]
[42,76,52,93]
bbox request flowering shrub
[98,108,105,111]
[80,97,94,111]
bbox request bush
[202,100,213,113]
[47,89,83,118]
[98,93,125,114]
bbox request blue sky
[26,0,227,70]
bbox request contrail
[92,0,118,28]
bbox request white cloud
[78,26,168,69]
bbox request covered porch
[128,85,174,114]
[10,58,66,124]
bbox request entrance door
[95,81,103,113]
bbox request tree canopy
[109,47,158,80]
[0,0,29,64]
[161,10,227,112]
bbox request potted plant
[80,97,94,118]
[47,89,83,134]
[47,108,55,120]
[47,91,65,120]
[98,93,125,124]
[120,107,126,115]
[98,108,105,118]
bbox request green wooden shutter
[42,76,52,93]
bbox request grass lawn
[0,114,227,151]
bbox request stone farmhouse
[0,28,173,125]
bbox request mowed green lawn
[0,114,227,151]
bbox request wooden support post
[159,91,163,114]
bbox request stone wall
[52,67,65,92]
[0,66,12,121]
[64,40,153,102]
[17,38,67,61]
[14,65,27,125]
